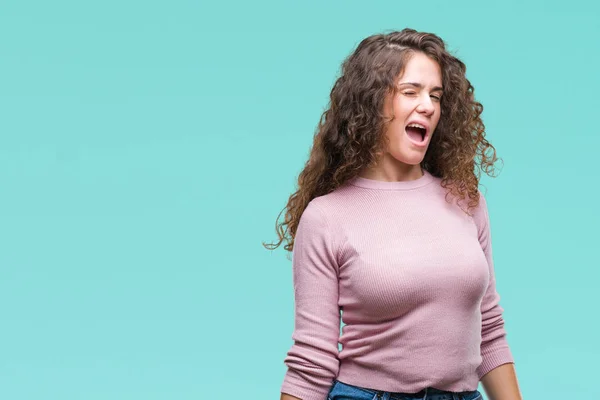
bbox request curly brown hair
[263,28,501,253]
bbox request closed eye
[403,91,441,101]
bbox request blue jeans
[326,379,483,400]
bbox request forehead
[398,52,442,86]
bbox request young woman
[265,28,522,400]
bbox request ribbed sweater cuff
[477,345,515,380]
[281,370,332,400]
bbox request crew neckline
[347,169,435,190]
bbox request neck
[359,163,424,182]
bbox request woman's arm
[475,193,521,399]
[480,362,522,400]
[280,201,341,400]
[474,193,517,377]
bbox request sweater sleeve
[474,192,515,380]
[281,201,341,400]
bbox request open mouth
[405,125,427,143]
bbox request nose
[416,95,435,116]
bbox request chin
[391,157,424,167]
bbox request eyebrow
[399,82,444,92]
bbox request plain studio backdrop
[0,0,598,399]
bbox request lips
[405,120,430,136]
[404,121,430,147]
[406,126,426,142]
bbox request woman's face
[381,52,443,173]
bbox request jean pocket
[326,379,338,400]
[327,379,380,400]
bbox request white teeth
[407,123,426,130]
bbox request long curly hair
[263,28,501,253]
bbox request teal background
[0,0,598,398]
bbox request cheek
[384,120,406,142]
[394,99,412,117]
[433,107,442,125]
[393,122,408,142]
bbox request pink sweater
[280,169,514,400]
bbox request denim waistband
[327,379,482,400]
